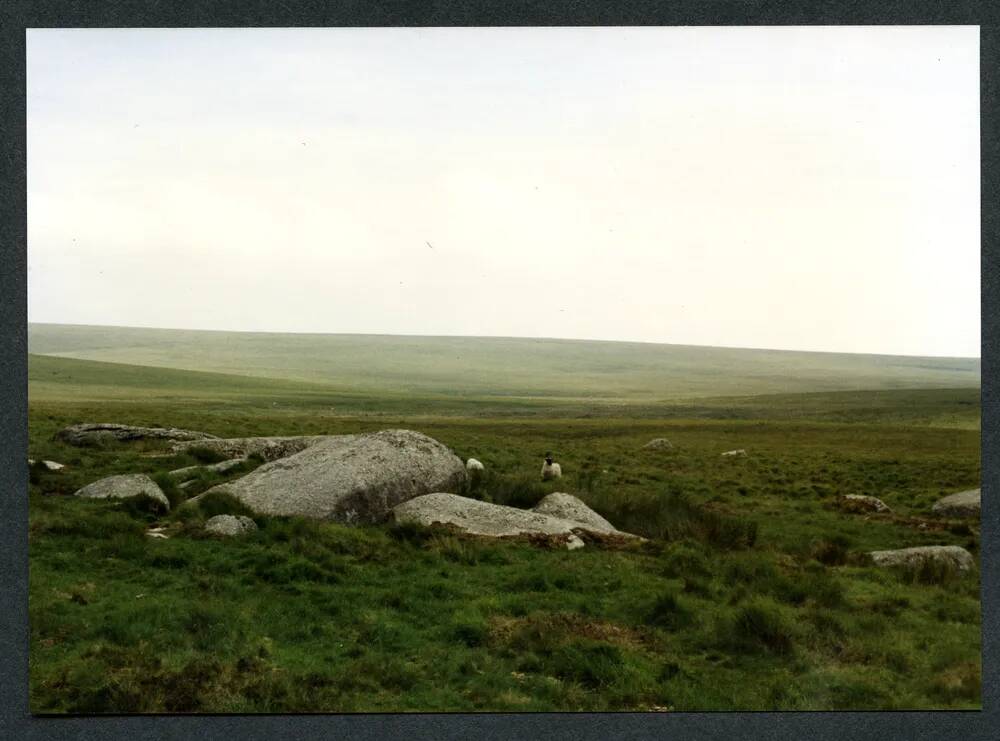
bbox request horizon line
[26,320,983,362]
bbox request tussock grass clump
[585,490,757,549]
[893,558,968,587]
[185,445,229,464]
[810,535,852,566]
[467,469,550,509]
[118,491,169,520]
[717,597,796,655]
[195,490,256,520]
[646,591,694,630]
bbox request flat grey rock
[393,492,588,541]
[28,459,65,470]
[73,474,170,510]
[171,435,330,462]
[168,457,248,479]
[198,429,467,523]
[204,514,258,537]
[868,545,974,571]
[57,423,218,446]
[838,494,891,514]
[532,492,618,533]
[931,489,980,519]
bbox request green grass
[26,344,982,712]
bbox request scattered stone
[168,457,248,479]
[721,449,747,457]
[56,423,218,447]
[838,494,891,514]
[868,545,974,572]
[196,429,467,523]
[931,489,981,519]
[204,514,258,537]
[643,438,673,451]
[532,492,619,534]
[178,480,198,490]
[171,435,330,462]
[73,474,170,510]
[466,458,485,471]
[145,526,169,540]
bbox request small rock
[466,458,485,471]
[838,494,891,514]
[931,489,980,519]
[204,514,258,537]
[643,438,673,451]
[721,449,747,457]
[868,545,974,572]
[565,534,585,550]
[73,474,170,510]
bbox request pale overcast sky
[26,26,980,357]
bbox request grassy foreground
[27,353,981,712]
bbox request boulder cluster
[53,423,981,565]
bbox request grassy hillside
[28,323,981,401]
[27,342,982,712]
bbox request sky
[26,26,980,357]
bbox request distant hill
[27,323,981,402]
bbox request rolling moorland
[26,324,982,712]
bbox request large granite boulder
[931,489,981,519]
[73,474,170,510]
[57,423,217,446]
[171,435,330,462]
[197,429,467,523]
[532,492,619,534]
[868,545,974,572]
[204,515,258,537]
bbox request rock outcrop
[931,489,980,519]
[73,474,170,510]
[196,429,467,523]
[57,423,218,447]
[868,545,974,572]
[171,435,330,462]
[204,514,258,537]
[531,492,619,534]
[168,458,248,479]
